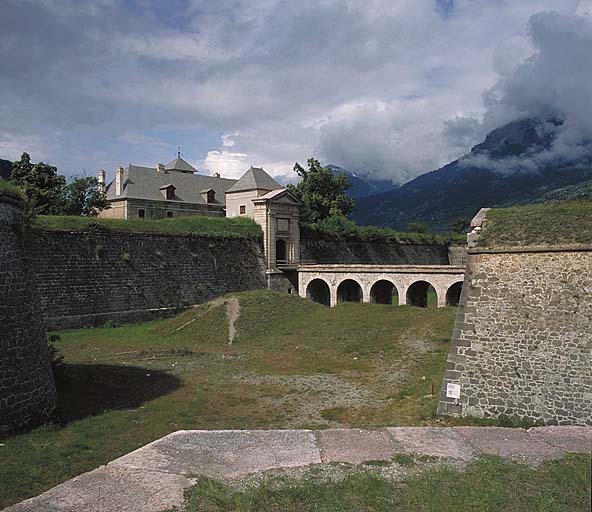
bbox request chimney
[214,172,221,178]
[115,166,124,196]
[97,169,106,193]
[156,163,166,173]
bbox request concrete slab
[110,429,322,478]
[388,427,476,460]
[316,429,394,464]
[528,426,592,454]
[455,427,563,462]
[4,465,193,512]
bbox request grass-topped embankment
[31,214,262,238]
[1,290,455,508]
[178,454,591,512]
[0,180,25,201]
[478,200,592,247]
[301,216,464,245]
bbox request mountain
[328,165,394,198]
[0,158,11,180]
[353,118,592,232]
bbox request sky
[1,0,590,184]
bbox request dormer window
[160,184,176,200]
[201,188,216,204]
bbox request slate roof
[165,157,197,173]
[225,166,282,193]
[254,188,301,203]
[105,165,237,206]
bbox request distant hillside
[353,118,592,231]
[328,165,393,198]
[0,158,11,180]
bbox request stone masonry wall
[301,239,450,265]
[0,198,57,433]
[437,247,592,425]
[26,229,266,330]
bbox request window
[166,188,175,200]
[138,209,145,219]
[166,211,174,219]
[239,205,246,215]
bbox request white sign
[446,383,461,399]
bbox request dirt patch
[170,296,241,345]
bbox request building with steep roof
[98,159,302,277]
[99,156,236,219]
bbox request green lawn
[32,214,262,238]
[178,454,591,512]
[1,291,456,508]
[479,200,592,247]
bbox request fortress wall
[26,229,266,330]
[0,199,56,433]
[437,246,592,425]
[301,239,451,265]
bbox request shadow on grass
[53,363,181,424]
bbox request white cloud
[0,0,586,182]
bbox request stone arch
[406,280,437,308]
[337,279,363,303]
[306,278,331,306]
[275,238,287,264]
[446,281,463,307]
[370,279,399,305]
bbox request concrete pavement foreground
[6,426,591,512]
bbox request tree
[287,158,355,223]
[10,152,65,214]
[60,176,109,216]
[452,217,471,234]
[407,220,430,233]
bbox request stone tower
[0,195,57,433]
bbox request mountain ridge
[351,118,592,231]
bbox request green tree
[287,158,355,223]
[60,176,109,216]
[10,152,66,214]
[452,217,471,234]
[407,220,429,233]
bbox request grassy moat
[1,291,590,510]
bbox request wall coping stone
[469,244,592,255]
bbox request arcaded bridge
[297,264,466,307]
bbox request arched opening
[306,279,330,306]
[337,279,362,303]
[370,280,399,305]
[406,280,438,308]
[446,281,463,307]
[276,239,287,264]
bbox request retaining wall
[0,199,56,433]
[26,229,266,330]
[300,239,451,265]
[437,245,592,425]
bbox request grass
[0,180,25,201]
[0,291,456,508]
[478,200,592,247]
[177,454,591,512]
[31,214,262,238]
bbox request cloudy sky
[1,0,590,184]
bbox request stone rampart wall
[437,246,592,425]
[26,229,266,330]
[301,239,450,265]
[0,199,56,433]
